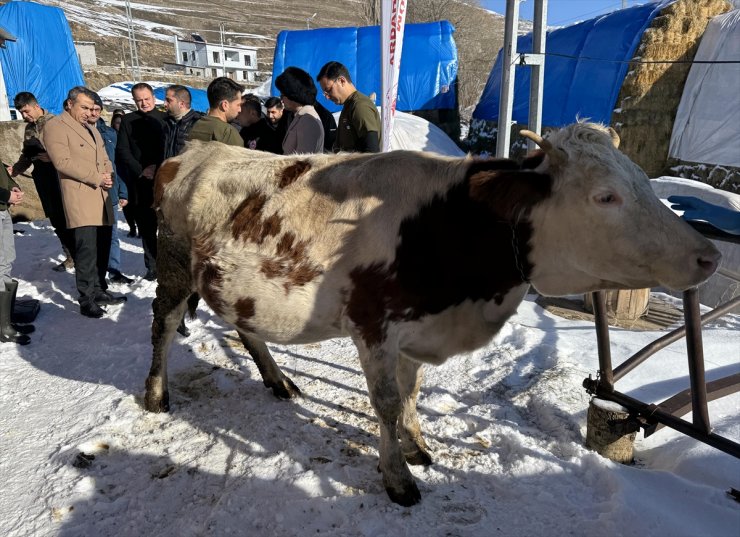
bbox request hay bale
[612,0,732,178]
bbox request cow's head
[521,122,720,295]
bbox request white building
[174,35,258,82]
[74,41,97,66]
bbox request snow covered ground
[0,217,738,537]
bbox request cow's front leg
[356,342,421,506]
[236,330,301,399]
[397,355,432,466]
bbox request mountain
[26,0,510,110]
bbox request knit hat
[275,67,317,106]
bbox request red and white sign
[381,0,407,152]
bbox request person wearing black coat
[163,85,203,159]
[115,83,166,281]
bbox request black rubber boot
[5,280,34,335]
[0,289,31,345]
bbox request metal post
[683,288,711,434]
[219,23,226,78]
[496,0,521,158]
[124,0,140,82]
[592,291,614,392]
[527,0,547,151]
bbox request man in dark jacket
[115,83,166,281]
[163,85,203,159]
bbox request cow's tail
[153,159,181,209]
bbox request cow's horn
[519,129,553,152]
[608,127,620,148]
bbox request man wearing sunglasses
[317,61,380,153]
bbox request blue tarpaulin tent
[0,1,84,114]
[272,21,458,113]
[473,1,671,126]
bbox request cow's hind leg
[356,343,421,506]
[397,356,432,466]
[145,225,194,413]
[236,330,301,399]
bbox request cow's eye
[594,192,621,205]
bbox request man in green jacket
[317,61,381,153]
[188,77,244,147]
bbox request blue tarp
[0,1,84,115]
[473,1,672,126]
[272,21,458,113]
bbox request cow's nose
[696,250,721,277]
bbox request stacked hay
[612,0,731,179]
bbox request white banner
[380,0,408,152]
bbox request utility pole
[124,0,140,81]
[219,22,226,77]
[306,13,317,29]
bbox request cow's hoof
[404,447,433,466]
[268,377,301,399]
[144,386,170,413]
[386,482,422,507]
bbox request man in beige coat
[43,86,126,318]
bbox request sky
[481,0,646,27]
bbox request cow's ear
[468,169,552,222]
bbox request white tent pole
[496,0,520,157]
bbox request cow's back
[155,142,469,343]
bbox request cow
[144,122,720,506]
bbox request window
[244,55,251,67]
[242,70,248,80]
[190,51,195,62]
[211,68,218,77]
[182,51,188,63]
[213,51,220,63]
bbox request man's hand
[119,199,128,208]
[99,172,113,190]
[6,165,14,177]
[141,165,156,179]
[9,187,23,205]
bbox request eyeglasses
[322,80,336,97]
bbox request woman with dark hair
[275,67,324,154]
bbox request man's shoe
[52,262,66,272]
[127,229,137,238]
[94,291,127,306]
[109,271,134,284]
[144,269,157,281]
[80,301,105,318]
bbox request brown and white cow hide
[145,123,719,506]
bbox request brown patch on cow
[231,193,267,240]
[230,193,283,244]
[234,297,256,319]
[279,161,311,188]
[234,297,256,332]
[276,232,295,256]
[260,233,323,292]
[153,160,180,208]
